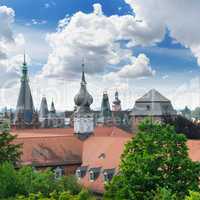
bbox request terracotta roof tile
[187,140,200,162]
[79,135,132,193]
[13,128,83,166]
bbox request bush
[0,162,85,199]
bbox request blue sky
[0,0,200,110]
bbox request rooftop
[136,89,170,103]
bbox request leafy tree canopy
[104,119,200,200]
[0,121,22,165]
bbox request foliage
[104,119,200,200]
[2,190,96,200]
[0,162,19,198]
[0,121,22,165]
[185,191,200,200]
[153,188,177,200]
[58,175,82,195]
[17,166,57,196]
[163,115,200,139]
[0,162,90,199]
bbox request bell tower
[74,62,94,139]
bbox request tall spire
[22,52,28,81]
[23,51,26,66]
[50,99,56,114]
[74,61,94,140]
[15,53,35,125]
[81,59,86,84]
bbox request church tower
[39,96,49,128]
[98,91,112,125]
[15,54,36,128]
[74,63,94,140]
[112,90,121,111]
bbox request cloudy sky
[0,0,200,111]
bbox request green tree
[17,166,58,196]
[77,189,96,200]
[58,176,82,195]
[153,188,177,200]
[104,119,200,200]
[0,162,20,198]
[185,191,200,200]
[0,121,22,165]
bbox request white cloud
[162,75,169,80]
[39,3,158,80]
[0,6,15,42]
[44,3,50,9]
[0,6,26,88]
[44,1,56,9]
[103,54,155,81]
[125,0,200,65]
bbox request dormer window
[103,168,115,182]
[54,166,64,179]
[89,171,95,182]
[89,167,101,182]
[98,153,106,160]
[76,166,87,179]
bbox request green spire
[21,53,28,81]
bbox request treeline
[0,162,95,200]
[181,106,200,120]
[163,115,200,139]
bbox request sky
[0,0,200,111]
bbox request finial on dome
[81,58,86,84]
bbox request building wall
[132,116,163,131]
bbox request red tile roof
[187,140,200,162]
[79,135,132,193]
[13,128,83,166]
[12,127,131,168]
[12,127,200,194]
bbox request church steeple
[15,53,35,127]
[74,62,93,111]
[81,62,86,84]
[74,62,94,140]
[21,52,28,81]
[50,100,56,114]
[99,91,112,125]
[112,90,121,111]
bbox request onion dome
[74,63,93,109]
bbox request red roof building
[12,127,200,194]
